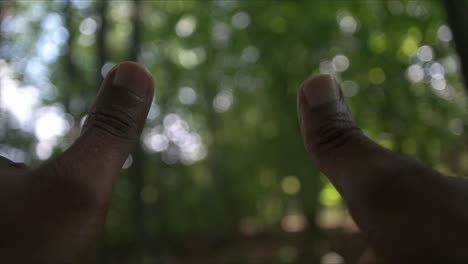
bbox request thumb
[298,75,468,263]
[81,61,153,157]
[79,61,154,169]
[297,74,386,192]
[36,62,154,202]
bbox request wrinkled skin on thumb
[0,61,154,263]
[297,75,468,263]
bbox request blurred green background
[0,0,467,263]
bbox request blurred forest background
[0,0,467,263]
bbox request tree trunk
[0,0,12,137]
[128,0,146,259]
[96,0,108,87]
[443,0,468,92]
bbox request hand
[297,75,468,264]
[0,62,153,263]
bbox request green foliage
[0,0,466,262]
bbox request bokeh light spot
[35,142,53,160]
[368,32,387,53]
[437,24,453,42]
[430,76,446,91]
[320,182,341,207]
[281,175,301,195]
[122,155,133,169]
[281,214,307,233]
[231,11,250,29]
[241,46,260,63]
[212,22,231,47]
[178,86,197,105]
[417,45,433,62]
[321,252,345,264]
[337,14,358,34]
[34,105,70,142]
[401,36,419,57]
[368,67,386,85]
[213,89,233,113]
[332,54,350,72]
[79,17,97,36]
[101,62,116,78]
[406,64,425,83]
[449,118,463,136]
[319,60,336,75]
[341,80,359,97]
[175,15,197,37]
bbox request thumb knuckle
[313,112,361,155]
[86,105,139,141]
